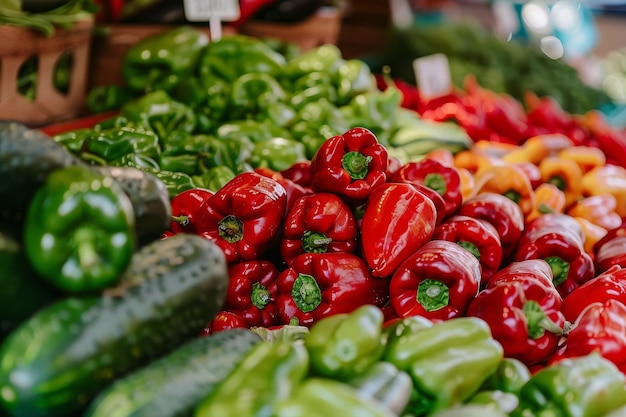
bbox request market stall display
[2,9,626,417]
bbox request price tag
[183,0,240,41]
[413,54,453,100]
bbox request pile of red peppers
[164,122,626,374]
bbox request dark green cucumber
[0,234,229,417]
[84,329,262,417]
[0,233,61,342]
[0,122,85,238]
[92,166,172,246]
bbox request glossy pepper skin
[561,265,626,322]
[23,166,135,294]
[550,299,626,374]
[472,164,536,218]
[275,252,389,327]
[514,213,595,297]
[512,354,626,417]
[169,188,213,234]
[199,310,247,336]
[195,172,287,264]
[479,358,532,396]
[280,192,358,266]
[224,260,280,328]
[432,215,503,285]
[384,317,504,416]
[309,127,388,207]
[254,167,313,213]
[389,239,481,321]
[391,158,463,218]
[467,260,566,366]
[305,304,385,380]
[360,183,437,278]
[594,235,626,275]
[458,192,525,261]
[193,341,308,417]
[122,26,209,94]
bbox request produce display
[2,25,626,417]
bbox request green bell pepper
[122,26,209,93]
[259,101,298,128]
[283,44,344,80]
[429,404,510,417]
[384,317,504,416]
[174,76,230,133]
[468,390,519,415]
[80,126,161,164]
[229,73,287,119]
[290,71,338,110]
[479,358,531,396]
[193,165,236,192]
[194,341,309,417]
[249,137,307,173]
[216,119,291,144]
[121,91,196,141]
[23,165,135,294]
[274,377,395,417]
[290,99,349,159]
[198,35,286,83]
[159,154,200,176]
[109,153,160,170]
[335,59,377,106]
[86,84,137,114]
[512,353,626,417]
[53,128,93,155]
[305,304,385,381]
[141,168,198,199]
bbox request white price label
[183,0,240,22]
[413,54,453,100]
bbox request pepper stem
[301,231,333,253]
[523,300,563,339]
[503,189,521,204]
[251,282,271,310]
[424,173,447,196]
[544,256,570,286]
[170,215,190,227]
[291,273,322,313]
[417,279,450,312]
[74,228,99,270]
[342,151,372,180]
[218,214,244,243]
[457,240,481,260]
[548,175,567,191]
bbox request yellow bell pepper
[471,164,536,217]
[572,216,608,255]
[581,165,626,217]
[526,183,566,223]
[566,194,622,231]
[557,146,606,174]
[501,134,573,165]
[538,156,583,207]
[457,167,476,203]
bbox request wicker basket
[0,17,94,127]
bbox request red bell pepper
[254,167,313,212]
[561,265,626,323]
[390,166,448,227]
[199,310,248,337]
[360,183,437,278]
[389,239,481,321]
[579,110,626,168]
[195,172,287,264]
[309,127,388,207]
[280,161,312,188]
[432,215,503,286]
[550,299,626,375]
[466,260,565,366]
[458,192,525,260]
[595,236,626,274]
[280,192,358,266]
[514,213,595,297]
[274,252,389,327]
[169,188,214,234]
[515,162,543,190]
[224,260,280,328]
[390,158,462,218]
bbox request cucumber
[84,329,262,417]
[0,234,229,417]
[0,122,85,238]
[92,166,172,246]
[0,233,61,342]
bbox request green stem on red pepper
[457,241,481,259]
[342,151,372,180]
[503,189,521,204]
[424,173,447,196]
[417,279,450,312]
[544,256,570,286]
[301,231,333,254]
[523,300,564,339]
[291,273,322,313]
[218,215,244,243]
[250,282,271,310]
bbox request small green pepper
[80,127,161,163]
[305,304,385,380]
[23,166,135,294]
[158,154,200,176]
[174,76,230,132]
[141,168,198,199]
[284,44,344,80]
[216,119,290,144]
[86,84,137,114]
[53,128,93,154]
[229,73,287,118]
[109,153,160,170]
[122,26,209,93]
[194,341,308,417]
[249,137,307,173]
[335,59,377,105]
[480,358,531,396]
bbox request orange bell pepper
[471,164,536,217]
[473,140,520,160]
[573,216,608,255]
[453,149,499,174]
[526,183,566,223]
[557,146,606,174]
[457,167,475,202]
[566,194,622,231]
[538,156,583,207]
[581,165,626,217]
[501,134,573,165]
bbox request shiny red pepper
[390,167,448,227]
[195,172,287,264]
[432,215,503,286]
[280,192,358,266]
[390,158,462,218]
[199,310,248,337]
[360,183,437,278]
[169,188,213,234]
[389,239,481,321]
[254,167,313,212]
[309,127,388,207]
[550,299,626,374]
[514,214,595,297]
[467,260,565,367]
[561,265,626,323]
[224,260,280,328]
[275,252,389,327]
[458,192,525,261]
[593,221,626,274]
[280,161,312,188]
